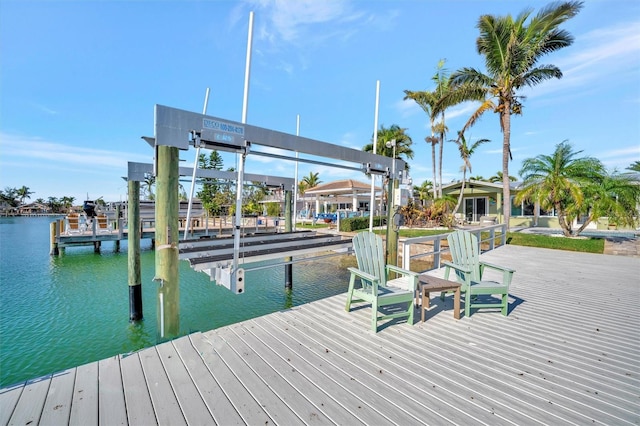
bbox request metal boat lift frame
[149,104,406,293]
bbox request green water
[0,217,352,387]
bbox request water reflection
[125,321,153,353]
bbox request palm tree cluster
[404,1,585,230]
[1,186,78,213]
[516,141,640,236]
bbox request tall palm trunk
[500,106,511,232]
[431,141,437,199]
[453,169,467,215]
[438,112,445,198]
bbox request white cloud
[0,133,150,170]
[524,20,640,99]
[246,0,355,43]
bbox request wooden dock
[2,244,639,424]
[51,216,280,253]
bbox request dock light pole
[385,139,399,266]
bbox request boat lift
[144,104,406,294]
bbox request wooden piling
[115,204,121,252]
[155,145,180,340]
[128,180,143,322]
[49,221,59,256]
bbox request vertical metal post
[184,88,210,240]
[385,172,399,266]
[369,80,380,232]
[284,188,293,291]
[155,145,180,340]
[232,149,246,291]
[128,180,142,321]
[293,114,300,231]
[241,11,254,125]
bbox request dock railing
[400,224,507,272]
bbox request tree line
[0,186,78,213]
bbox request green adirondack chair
[345,231,418,332]
[443,230,515,318]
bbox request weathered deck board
[119,352,155,425]
[156,339,214,425]
[98,356,127,426]
[172,336,244,425]
[40,369,75,425]
[7,376,50,425]
[69,361,98,426]
[191,332,274,424]
[138,346,186,426]
[225,323,366,425]
[2,244,639,425]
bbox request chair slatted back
[97,214,108,229]
[67,213,80,230]
[447,230,482,282]
[352,232,387,287]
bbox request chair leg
[371,299,378,333]
[465,293,471,318]
[407,300,414,325]
[501,293,508,316]
[345,274,356,312]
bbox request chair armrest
[441,261,472,274]
[479,261,515,274]
[386,265,418,290]
[386,264,418,278]
[347,267,379,284]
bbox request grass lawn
[505,232,605,253]
[378,228,605,254]
[296,222,607,254]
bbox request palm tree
[449,2,583,230]
[364,124,414,209]
[142,174,156,200]
[413,180,433,207]
[16,186,34,205]
[363,124,414,163]
[450,132,490,214]
[47,196,60,213]
[404,87,439,197]
[405,60,470,198]
[61,196,75,211]
[583,171,640,231]
[488,171,517,183]
[627,161,640,173]
[301,172,322,189]
[516,141,607,236]
[1,187,18,207]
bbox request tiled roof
[304,179,380,195]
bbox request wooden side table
[418,274,461,322]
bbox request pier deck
[2,244,639,424]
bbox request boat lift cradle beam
[150,104,408,293]
[153,104,406,175]
[126,161,295,188]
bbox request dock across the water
[49,214,283,254]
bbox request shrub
[339,216,386,232]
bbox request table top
[418,274,461,291]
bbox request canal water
[0,216,352,387]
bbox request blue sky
[1,0,639,204]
